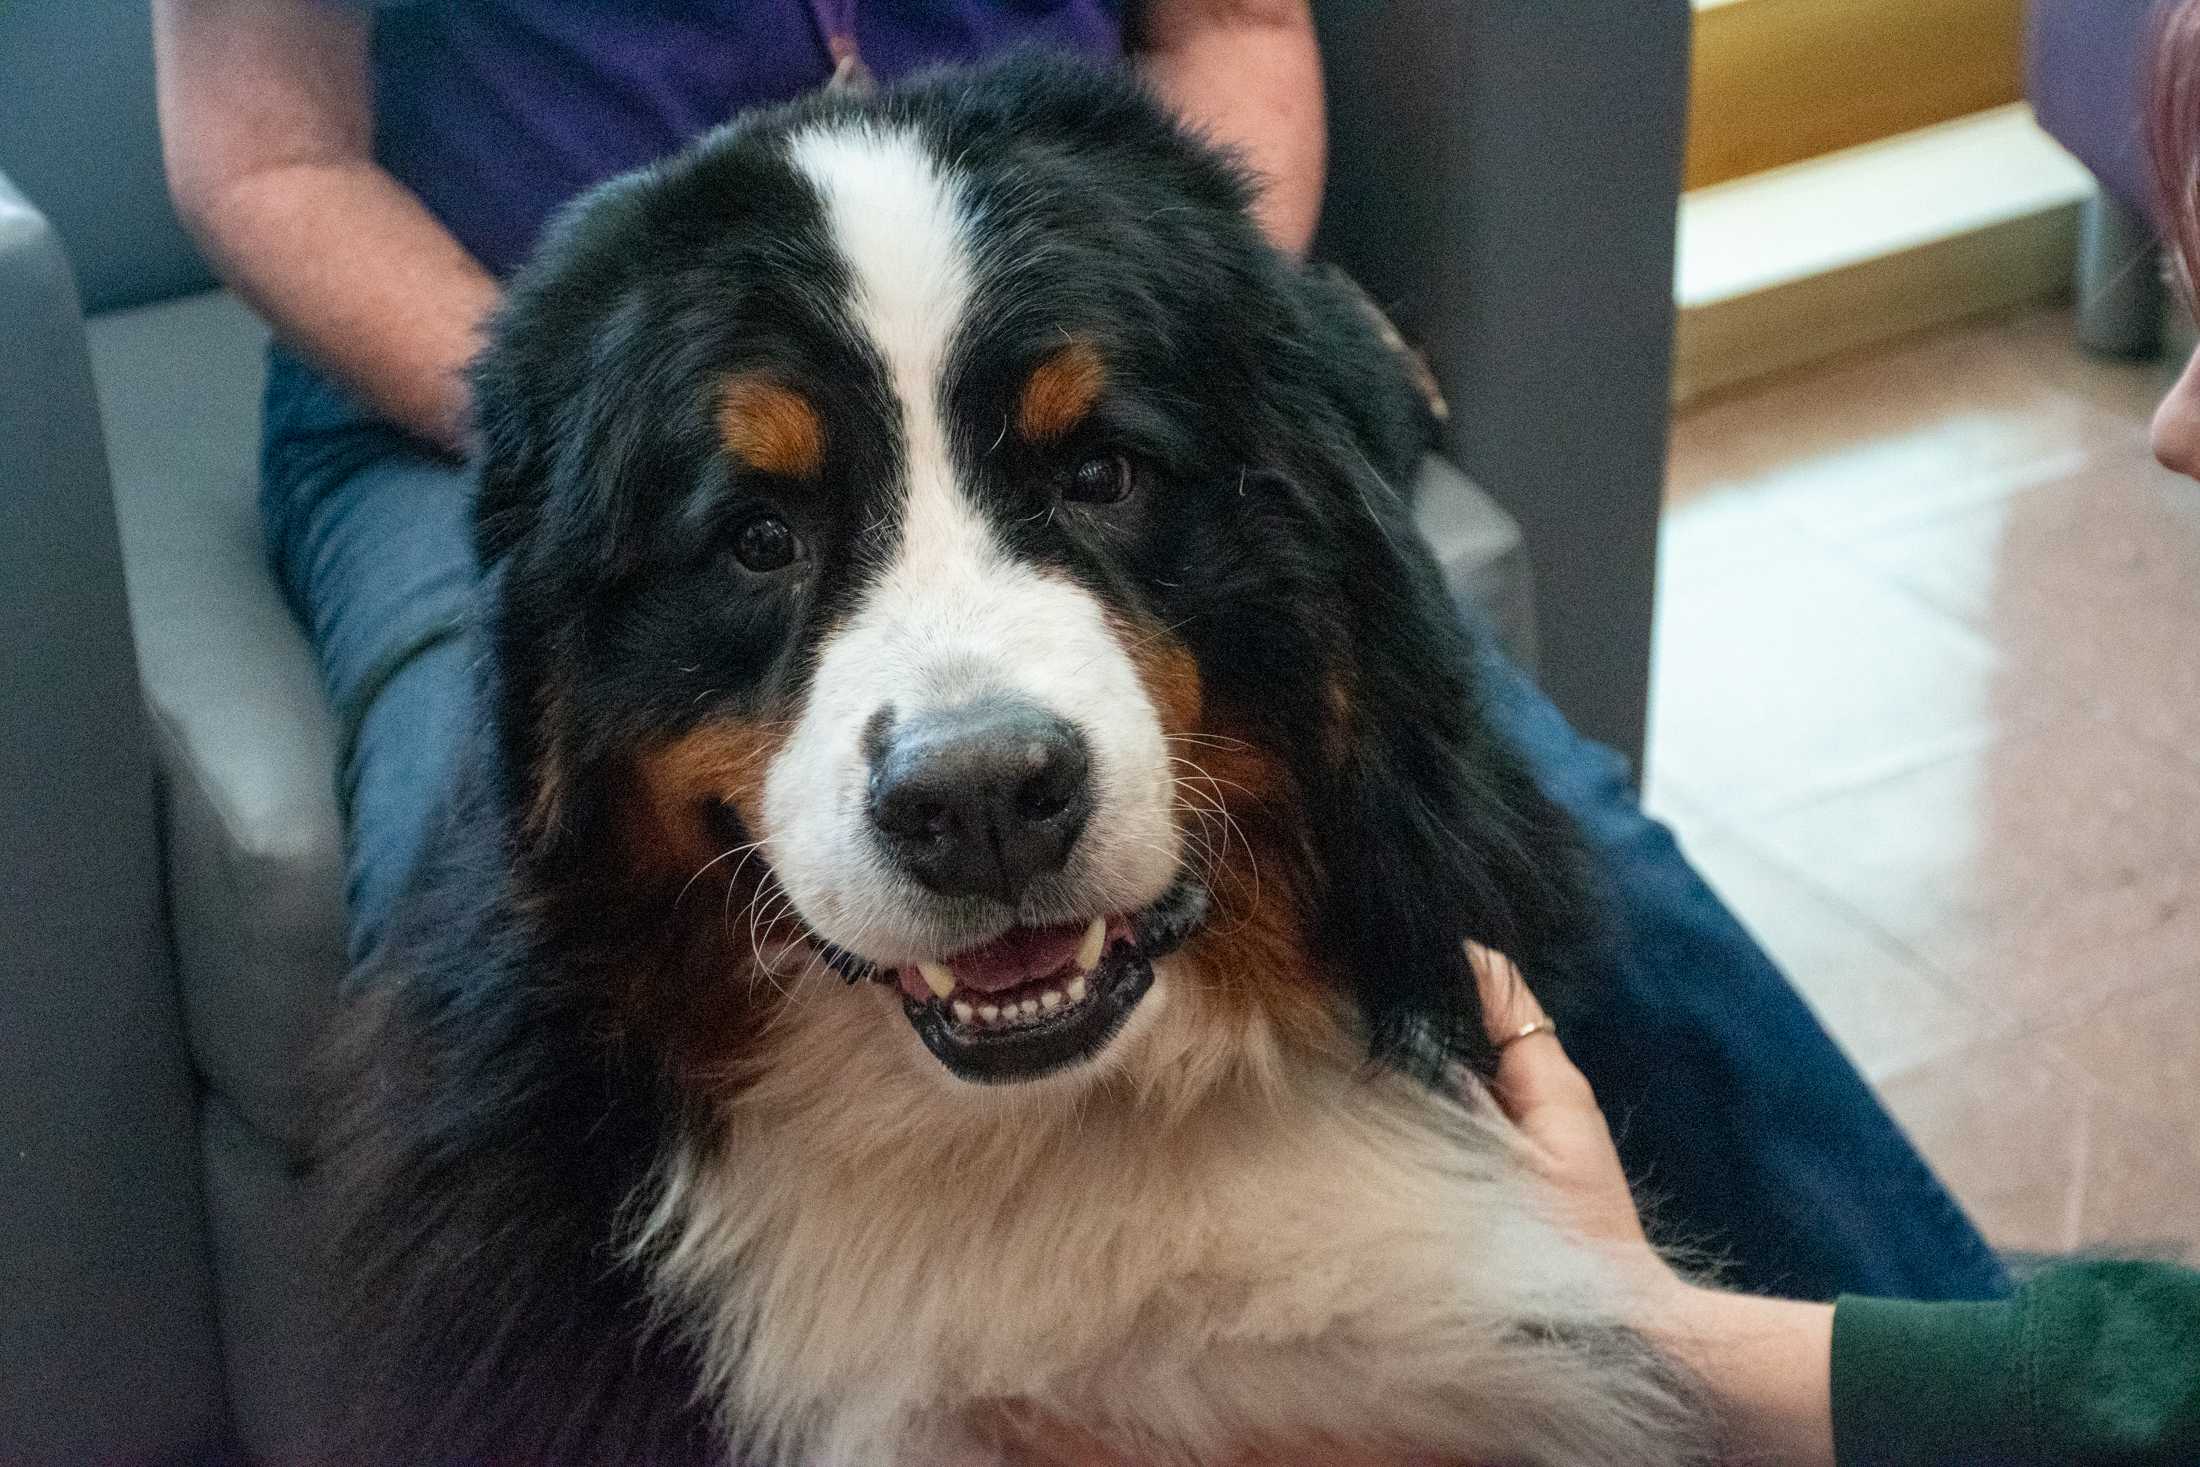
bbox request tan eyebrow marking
[716,375,826,479]
[1015,340,1107,444]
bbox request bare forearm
[187,161,497,456]
[1133,0,1324,257]
[154,0,496,457]
[1659,1285,1837,1466]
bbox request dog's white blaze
[786,123,967,535]
[768,122,1178,965]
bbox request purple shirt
[368,2,1126,277]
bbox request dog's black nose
[867,700,1092,903]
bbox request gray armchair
[0,1,1687,1461]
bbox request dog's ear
[1303,502,1595,1079]
[464,170,692,863]
[465,305,637,866]
[468,303,648,577]
[1247,281,1596,1080]
[465,305,588,860]
[469,164,675,574]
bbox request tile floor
[1649,305,2200,1263]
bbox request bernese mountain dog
[322,53,1710,1467]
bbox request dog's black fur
[323,54,1595,1464]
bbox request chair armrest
[1317,0,1692,771]
[86,290,346,1152]
[0,169,226,1464]
[1413,454,1536,673]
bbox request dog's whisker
[1170,781,1261,922]
[1168,837,1261,938]
[742,884,807,1000]
[678,839,767,909]
[1162,730,1253,752]
[725,867,755,954]
[1063,615,1197,683]
[1164,757,1263,807]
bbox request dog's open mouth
[896,914,1145,1083]
[817,878,1208,1084]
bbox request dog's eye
[1062,454,1136,506]
[732,514,799,572]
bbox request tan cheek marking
[1015,340,1107,444]
[1120,619,1344,1053]
[1120,621,1282,807]
[1122,622,1205,748]
[627,717,788,875]
[1179,873,1344,1061]
[717,375,826,479]
[602,719,801,1095]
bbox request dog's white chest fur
[635,965,1699,1467]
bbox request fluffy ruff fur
[321,55,1713,1467]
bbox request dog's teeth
[978,1003,1001,1024]
[1066,975,1088,1003]
[919,962,957,1001]
[952,1000,974,1024]
[1075,916,1106,972]
[1019,998,1040,1019]
[1039,989,1062,1013]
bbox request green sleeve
[1832,1260,2200,1467]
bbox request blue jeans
[263,346,2010,1306]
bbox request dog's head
[472,56,1586,1096]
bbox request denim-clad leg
[1473,642,2011,1304]
[262,346,2008,1300]
[260,346,481,967]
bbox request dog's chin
[808,875,1208,1085]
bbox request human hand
[1463,941,1667,1274]
[1465,943,1837,1467]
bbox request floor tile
[1657,481,1820,587]
[2075,1101,2200,1261]
[1851,458,2200,760]
[1875,1032,2095,1255]
[1670,323,2132,543]
[2037,974,2200,1167]
[1997,306,2186,427]
[1658,305,2200,1266]
[2040,971,2200,1260]
[1752,715,2200,1027]
[1648,550,2014,818]
[1640,772,1724,840]
[1677,830,2003,1082]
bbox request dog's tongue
[941,920,1087,993]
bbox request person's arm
[1653,1289,1838,1463]
[152,0,500,456]
[1463,943,1837,1465]
[1466,944,2200,1467]
[1129,0,1324,257]
[1833,1261,2200,1467]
